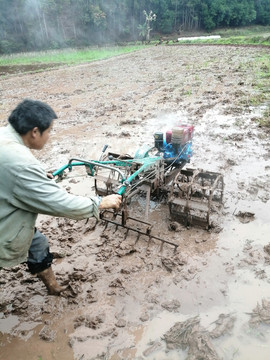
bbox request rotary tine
[135,232,141,245]
[100,210,178,252]
[124,228,130,240]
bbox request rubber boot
[37,267,64,295]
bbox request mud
[0,63,63,76]
[0,44,270,360]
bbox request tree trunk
[174,1,178,31]
[73,22,77,39]
[60,17,66,40]
[36,2,45,42]
[43,12,49,40]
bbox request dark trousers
[27,229,53,274]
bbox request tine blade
[135,233,140,245]
[124,229,129,240]
[99,214,178,252]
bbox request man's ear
[31,127,40,138]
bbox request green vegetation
[254,55,270,92]
[0,0,269,54]
[214,25,270,37]
[257,106,270,127]
[170,25,270,46]
[248,94,267,106]
[235,52,270,123]
[250,54,270,127]
[185,89,193,96]
[257,55,270,79]
[175,35,270,46]
[0,27,269,70]
[0,46,143,67]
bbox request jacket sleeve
[10,164,101,220]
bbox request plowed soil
[1,44,270,360]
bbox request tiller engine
[53,124,224,250]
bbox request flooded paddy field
[0,44,270,360]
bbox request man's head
[8,99,57,150]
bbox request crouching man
[0,99,122,295]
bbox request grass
[170,25,270,46]
[1,26,269,68]
[257,106,270,127]
[236,52,270,125]
[251,54,270,127]
[0,45,143,67]
[257,55,270,78]
[173,35,270,46]
[213,25,270,38]
[249,94,267,106]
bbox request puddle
[0,314,19,333]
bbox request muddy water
[1,45,270,360]
[132,218,270,360]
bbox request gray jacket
[0,125,100,267]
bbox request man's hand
[99,194,122,211]
[47,172,54,179]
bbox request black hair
[8,99,58,135]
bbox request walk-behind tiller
[53,124,224,251]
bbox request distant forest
[0,0,270,53]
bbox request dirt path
[1,45,270,360]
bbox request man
[0,99,121,295]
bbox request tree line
[0,0,269,53]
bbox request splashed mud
[1,44,270,360]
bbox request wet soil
[1,44,270,360]
[0,63,63,76]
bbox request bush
[0,39,22,54]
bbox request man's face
[31,121,54,150]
